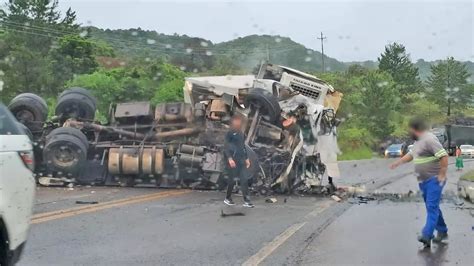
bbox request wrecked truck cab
[183,64,343,193]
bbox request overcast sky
[57,0,474,62]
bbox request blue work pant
[418,176,448,239]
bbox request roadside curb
[458,179,474,203]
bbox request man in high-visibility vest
[390,117,449,247]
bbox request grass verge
[338,146,374,161]
[460,170,474,182]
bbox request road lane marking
[31,190,190,224]
[243,201,333,266]
[242,222,306,266]
[305,201,334,219]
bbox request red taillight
[19,151,35,171]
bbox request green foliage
[153,79,184,103]
[338,146,373,161]
[49,35,99,91]
[87,28,346,73]
[356,71,399,139]
[207,56,245,75]
[337,116,375,160]
[67,62,185,117]
[460,170,474,182]
[378,43,421,96]
[0,0,102,100]
[427,57,473,115]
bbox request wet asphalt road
[18,158,474,265]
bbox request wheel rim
[51,145,79,168]
[15,109,35,123]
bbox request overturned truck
[9,64,343,194]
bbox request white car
[0,103,36,265]
[460,144,474,158]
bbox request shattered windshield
[0,0,473,265]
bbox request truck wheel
[46,127,89,149]
[55,92,96,122]
[244,88,281,123]
[43,134,87,176]
[8,93,48,132]
[59,87,97,109]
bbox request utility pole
[317,32,327,72]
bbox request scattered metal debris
[75,201,99,205]
[220,209,245,217]
[331,195,342,202]
[265,197,277,203]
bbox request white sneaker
[243,202,255,208]
[224,198,235,206]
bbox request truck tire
[55,92,96,122]
[8,93,48,132]
[46,127,89,149]
[59,87,97,109]
[244,88,281,123]
[43,134,88,176]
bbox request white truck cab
[0,103,36,265]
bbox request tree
[67,61,185,119]
[427,57,473,116]
[49,35,99,92]
[0,0,99,99]
[378,43,421,97]
[356,71,399,139]
[208,56,244,75]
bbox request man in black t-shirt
[223,115,253,208]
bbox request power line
[2,21,299,54]
[0,25,299,58]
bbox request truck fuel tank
[108,147,164,176]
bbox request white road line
[242,201,333,266]
[305,201,333,219]
[242,222,306,266]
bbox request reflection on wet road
[19,158,474,265]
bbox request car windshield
[0,104,21,135]
[387,144,402,151]
[1,1,473,265]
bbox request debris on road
[38,176,74,186]
[331,195,342,202]
[458,170,474,203]
[339,185,366,196]
[75,200,99,205]
[220,209,245,218]
[265,197,277,203]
